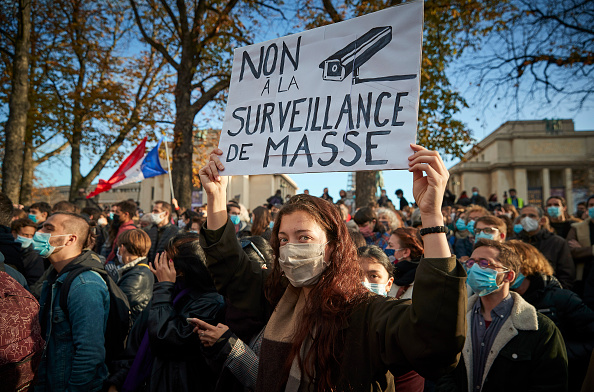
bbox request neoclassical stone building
[449,119,594,212]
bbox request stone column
[565,168,573,214]
[514,168,528,201]
[542,168,550,203]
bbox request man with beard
[106,200,137,264]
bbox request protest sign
[218,1,423,175]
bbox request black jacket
[144,223,179,264]
[0,225,45,286]
[107,281,225,392]
[522,273,594,361]
[518,229,575,290]
[118,262,154,324]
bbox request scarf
[393,258,420,287]
[263,285,313,392]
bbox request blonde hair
[507,240,554,276]
[465,205,489,222]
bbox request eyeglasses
[240,239,265,262]
[464,258,509,272]
[474,227,499,235]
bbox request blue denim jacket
[35,269,110,392]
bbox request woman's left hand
[188,318,229,347]
[149,251,177,283]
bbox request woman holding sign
[194,145,466,391]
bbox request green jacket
[200,219,467,391]
[436,292,568,392]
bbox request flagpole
[164,140,175,200]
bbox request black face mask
[112,214,122,229]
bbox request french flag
[87,137,168,199]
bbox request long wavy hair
[251,206,271,236]
[265,194,370,390]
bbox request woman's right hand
[198,148,228,195]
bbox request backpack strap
[59,266,106,322]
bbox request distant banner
[218,1,423,175]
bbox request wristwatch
[419,225,448,236]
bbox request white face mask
[116,247,124,265]
[97,217,108,226]
[521,216,540,232]
[362,281,389,296]
[278,242,328,287]
[151,212,165,224]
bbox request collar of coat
[462,291,538,392]
[571,217,592,248]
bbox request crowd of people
[1,146,594,391]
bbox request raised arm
[408,144,451,258]
[198,148,228,231]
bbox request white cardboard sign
[218,1,423,175]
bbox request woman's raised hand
[198,148,228,195]
[149,251,177,283]
[408,144,449,224]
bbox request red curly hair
[266,194,370,390]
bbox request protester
[516,205,575,289]
[106,200,138,263]
[474,215,507,242]
[508,239,594,391]
[187,216,205,233]
[377,189,392,207]
[11,217,37,242]
[568,195,594,306]
[52,200,78,213]
[12,207,28,221]
[0,193,44,287]
[106,233,225,392]
[576,202,588,220]
[505,188,524,209]
[197,145,466,391]
[144,200,179,264]
[545,196,578,238]
[320,187,333,202]
[453,206,489,260]
[386,227,424,300]
[227,200,251,237]
[469,187,488,209]
[436,239,568,392]
[456,191,470,206]
[250,206,272,240]
[266,190,284,206]
[358,244,426,392]
[353,206,392,249]
[35,212,110,391]
[114,229,154,323]
[377,207,402,234]
[28,202,51,225]
[395,189,409,210]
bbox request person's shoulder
[535,311,560,336]
[70,269,108,290]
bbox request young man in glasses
[474,215,507,242]
[437,239,568,392]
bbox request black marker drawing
[319,26,417,84]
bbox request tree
[297,0,508,205]
[465,0,593,110]
[41,0,172,201]
[129,0,283,208]
[0,0,31,202]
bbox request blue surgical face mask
[230,215,241,225]
[547,206,561,218]
[589,207,594,220]
[16,235,33,248]
[456,218,467,231]
[475,231,495,241]
[466,264,506,297]
[384,249,395,257]
[28,214,38,223]
[472,191,478,196]
[511,272,525,289]
[31,232,71,258]
[269,221,274,230]
[513,224,524,234]
[109,212,114,220]
[362,281,389,297]
[467,220,475,235]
